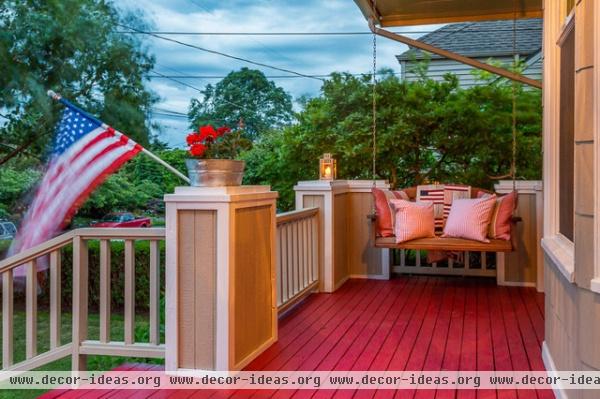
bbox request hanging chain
[511,3,518,192]
[371,1,377,186]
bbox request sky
[117,0,439,148]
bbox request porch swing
[367,0,525,253]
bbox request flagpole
[47,90,190,184]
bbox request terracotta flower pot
[185,159,245,187]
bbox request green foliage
[243,70,542,210]
[188,68,294,140]
[0,0,157,164]
[76,149,188,219]
[0,166,41,219]
[56,240,166,312]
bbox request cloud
[117,0,434,147]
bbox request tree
[243,70,542,210]
[188,68,294,140]
[0,0,158,165]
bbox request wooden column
[164,185,278,372]
[495,180,543,290]
[294,180,389,292]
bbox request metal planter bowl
[185,159,245,187]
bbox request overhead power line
[118,23,325,82]
[116,28,540,36]
[152,111,188,119]
[147,72,403,79]
[150,69,248,112]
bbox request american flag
[11,98,142,261]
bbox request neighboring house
[396,19,542,88]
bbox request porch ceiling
[354,0,543,27]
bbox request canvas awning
[354,0,543,27]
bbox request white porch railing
[392,249,496,277]
[276,208,319,314]
[0,228,165,372]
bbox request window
[558,20,575,241]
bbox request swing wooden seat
[368,186,522,253]
[371,228,516,252]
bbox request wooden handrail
[0,230,75,272]
[76,227,165,239]
[0,228,165,273]
[276,207,319,225]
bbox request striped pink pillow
[372,188,410,237]
[390,200,436,243]
[478,191,517,240]
[442,196,497,242]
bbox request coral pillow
[389,200,435,243]
[478,191,517,240]
[442,196,497,242]
[372,188,410,237]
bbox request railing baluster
[293,222,299,296]
[149,240,160,346]
[124,240,135,345]
[281,224,288,303]
[312,216,318,283]
[294,219,304,292]
[72,236,88,371]
[286,224,294,298]
[303,218,308,287]
[465,251,470,270]
[26,260,37,359]
[481,252,487,270]
[276,226,282,307]
[2,269,14,367]
[274,210,320,313]
[99,240,111,343]
[50,251,61,349]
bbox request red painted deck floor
[39,276,554,399]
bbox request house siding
[543,0,600,393]
[401,56,542,88]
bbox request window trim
[542,0,576,284]
[592,3,600,293]
[541,234,574,282]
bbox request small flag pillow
[389,200,436,243]
[478,191,517,240]
[442,195,497,242]
[416,185,445,232]
[372,188,410,237]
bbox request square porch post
[164,185,278,372]
[294,180,389,293]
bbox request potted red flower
[185,124,250,186]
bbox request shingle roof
[396,18,542,61]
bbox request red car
[91,212,152,228]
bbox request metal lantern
[319,153,337,180]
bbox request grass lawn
[0,308,164,399]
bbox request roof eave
[353,0,542,27]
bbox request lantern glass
[319,153,337,180]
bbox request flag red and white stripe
[11,102,142,268]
